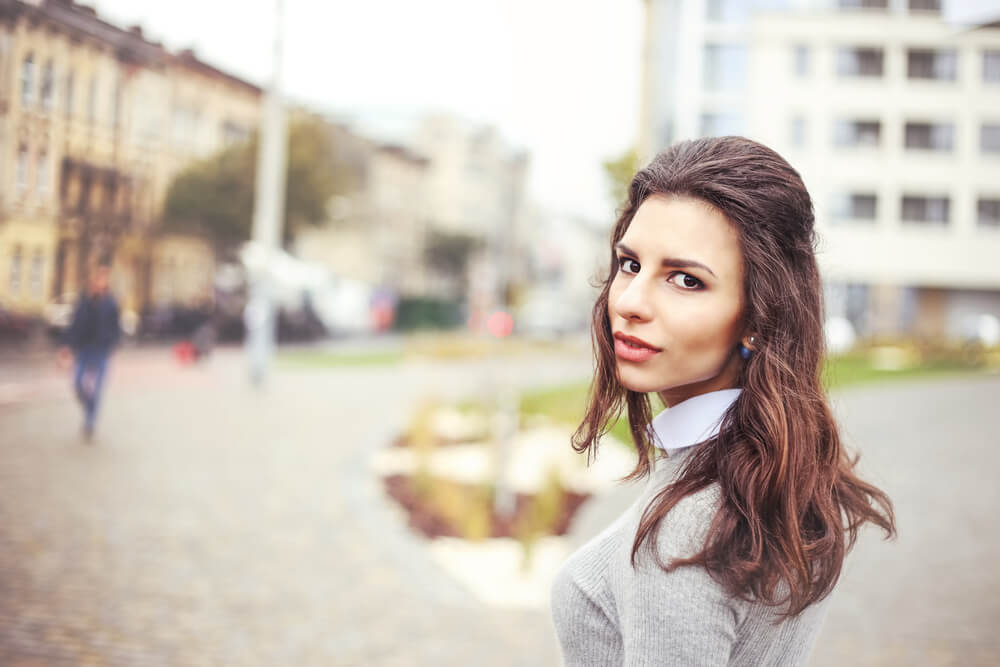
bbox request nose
[612,274,653,322]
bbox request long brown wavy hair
[573,136,896,618]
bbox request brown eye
[668,272,704,290]
[618,257,640,274]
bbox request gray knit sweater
[551,446,832,666]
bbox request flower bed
[383,473,591,540]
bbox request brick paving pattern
[2,346,998,666]
[0,348,591,666]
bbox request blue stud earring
[739,336,756,360]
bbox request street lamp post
[247,0,288,385]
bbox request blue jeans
[74,348,110,430]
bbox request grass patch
[277,349,404,367]
[821,354,981,389]
[517,354,986,448]
[518,380,662,447]
[278,333,586,368]
[405,333,583,360]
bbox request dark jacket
[64,292,121,352]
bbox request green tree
[163,118,355,248]
[602,146,639,211]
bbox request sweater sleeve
[617,487,742,667]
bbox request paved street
[0,345,590,666]
[0,345,998,665]
[811,376,1000,666]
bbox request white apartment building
[641,0,1000,340]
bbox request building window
[986,50,1000,83]
[29,248,43,297]
[837,0,888,8]
[904,122,954,151]
[834,119,881,147]
[700,112,745,137]
[21,53,35,107]
[978,198,1000,227]
[112,78,122,127]
[793,44,810,77]
[37,151,48,196]
[837,47,884,77]
[901,195,949,225]
[87,76,97,124]
[221,121,248,147]
[172,107,201,149]
[832,192,878,221]
[704,44,747,91]
[982,124,1000,153]
[907,49,956,81]
[16,146,28,197]
[706,0,751,23]
[790,116,807,147]
[9,245,22,294]
[908,0,940,11]
[65,70,74,116]
[40,60,54,110]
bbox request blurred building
[515,209,607,336]
[640,0,1000,340]
[300,112,530,308]
[0,0,260,316]
[294,122,432,295]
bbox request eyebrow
[614,242,717,278]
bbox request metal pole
[247,0,288,386]
[491,169,522,520]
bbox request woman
[551,136,896,666]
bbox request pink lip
[613,332,662,363]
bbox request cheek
[670,301,742,354]
[606,276,622,317]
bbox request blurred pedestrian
[58,261,121,440]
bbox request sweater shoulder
[638,480,723,563]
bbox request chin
[616,367,672,394]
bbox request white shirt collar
[648,388,742,452]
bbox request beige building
[405,113,530,303]
[0,0,260,317]
[298,112,530,304]
[295,124,432,296]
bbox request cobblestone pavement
[0,345,218,408]
[0,346,592,666]
[4,345,998,666]
[810,376,1000,667]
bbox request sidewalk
[4,347,995,665]
[0,350,591,666]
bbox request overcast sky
[90,0,644,223]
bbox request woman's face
[607,195,748,406]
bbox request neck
[657,352,744,407]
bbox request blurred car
[515,289,589,339]
[310,278,378,337]
[824,316,857,355]
[960,313,1000,347]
